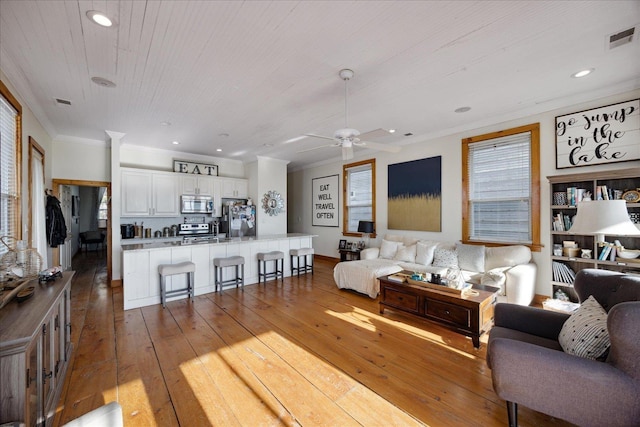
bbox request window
[343,159,376,235]
[0,80,22,257]
[462,123,541,250]
[99,190,108,220]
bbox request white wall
[289,89,640,298]
[52,135,111,181]
[120,144,245,177]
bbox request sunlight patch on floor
[326,306,478,360]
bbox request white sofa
[333,234,537,305]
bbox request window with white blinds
[463,123,540,249]
[1,86,21,256]
[467,133,532,243]
[343,159,375,234]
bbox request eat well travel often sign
[555,99,640,169]
[312,174,339,227]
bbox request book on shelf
[552,261,576,284]
[598,244,612,261]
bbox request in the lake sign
[312,174,339,227]
[555,99,640,169]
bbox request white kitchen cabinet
[152,172,180,216]
[221,177,248,198]
[121,168,180,217]
[180,175,214,196]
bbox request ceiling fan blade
[342,145,354,160]
[297,143,338,154]
[304,133,338,142]
[358,128,394,140]
[357,140,401,153]
[283,135,309,144]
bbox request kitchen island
[122,233,315,310]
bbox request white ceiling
[1,1,639,170]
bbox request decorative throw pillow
[379,239,401,259]
[456,242,485,273]
[558,296,610,360]
[394,244,416,263]
[416,241,438,265]
[432,246,459,268]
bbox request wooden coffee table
[379,274,499,348]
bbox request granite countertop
[121,233,315,251]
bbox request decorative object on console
[357,220,374,247]
[262,190,284,216]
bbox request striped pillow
[558,295,610,360]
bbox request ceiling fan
[297,69,401,160]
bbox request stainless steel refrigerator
[220,202,256,238]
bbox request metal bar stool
[158,261,196,308]
[290,247,314,276]
[213,255,245,292]
[257,251,284,284]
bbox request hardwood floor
[54,251,572,426]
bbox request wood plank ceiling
[1,1,638,169]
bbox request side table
[339,248,362,262]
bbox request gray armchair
[486,269,640,427]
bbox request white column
[106,130,125,283]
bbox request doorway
[52,179,112,284]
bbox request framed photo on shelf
[339,239,347,249]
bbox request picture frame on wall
[339,239,347,249]
[312,174,340,227]
[555,98,640,169]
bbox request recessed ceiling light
[91,76,116,88]
[571,69,594,78]
[160,121,171,126]
[216,148,223,152]
[172,141,180,145]
[388,129,396,133]
[86,10,114,27]
[219,133,230,137]
[455,106,471,113]
[264,143,274,147]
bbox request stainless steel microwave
[181,195,213,214]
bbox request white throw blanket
[333,259,403,298]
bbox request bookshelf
[547,168,640,302]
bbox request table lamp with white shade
[569,200,640,244]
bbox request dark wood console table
[379,274,499,348]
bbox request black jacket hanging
[46,195,67,247]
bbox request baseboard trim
[315,254,339,263]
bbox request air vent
[608,27,635,50]
[55,98,72,105]
[404,133,413,137]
